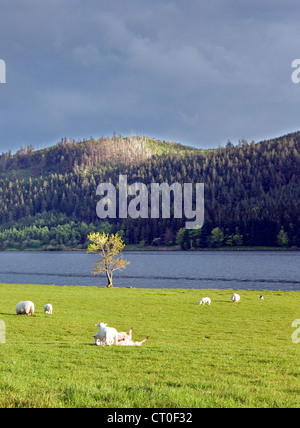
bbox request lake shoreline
[0,245,299,252]
[1,282,300,292]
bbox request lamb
[93,322,118,346]
[199,297,211,305]
[231,293,240,303]
[44,304,53,314]
[93,322,107,346]
[16,301,35,316]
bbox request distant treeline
[0,133,299,250]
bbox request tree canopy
[87,232,130,287]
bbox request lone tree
[87,232,130,287]
[277,227,289,247]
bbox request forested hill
[0,132,299,250]
[0,135,194,176]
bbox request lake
[0,250,299,290]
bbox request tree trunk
[106,270,113,288]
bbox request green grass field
[0,283,299,408]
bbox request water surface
[0,250,299,290]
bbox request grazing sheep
[44,304,53,314]
[259,295,264,300]
[16,301,35,316]
[231,293,240,303]
[199,297,211,306]
[93,322,118,346]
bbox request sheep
[93,324,147,347]
[231,293,240,303]
[116,328,148,346]
[93,322,118,346]
[117,327,133,342]
[117,336,148,346]
[199,297,211,306]
[259,295,264,300]
[93,322,107,346]
[44,304,53,314]
[16,301,35,316]
[105,326,119,346]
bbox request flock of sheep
[15,292,264,347]
[15,300,148,347]
[16,301,52,316]
[199,293,264,305]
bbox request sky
[1,0,300,152]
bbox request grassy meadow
[0,283,299,408]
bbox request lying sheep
[105,325,119,346]
[93,324,148,346]
[117,327,133,342]
[16,301,35,316]
[44,304,53,314]
[199,297,211,305]
[117,336,148,346]
[231,293,240,303]
[116,328,148,346]
[93,322,118,346]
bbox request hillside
[0,132,299,250]
[0,135,194,178]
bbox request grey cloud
[1,0,300,151]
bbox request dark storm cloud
[1,0,300,151]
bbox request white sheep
[231,293,240,303]
[16,301,35,316]
[117,327,133,342]
[44,304,53,314]
[116,328,148,346]
[93,322,118,346]
[117,336,148,346]
[93,322,107,346]
[199,297,211,305]
[105,326,119,346]
[259,295,264,300]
